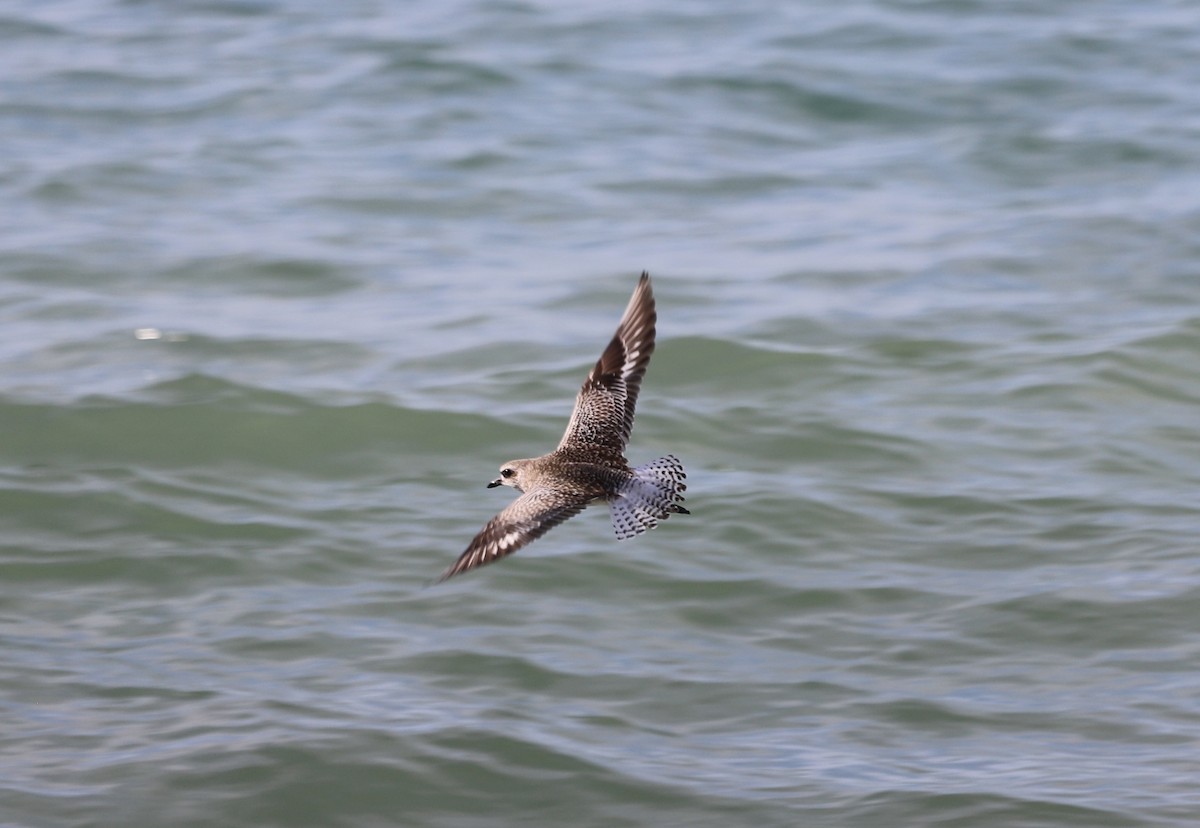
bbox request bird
[437,271,688,581]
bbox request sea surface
[3,1,1200,826]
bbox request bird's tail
[610,455,689,540]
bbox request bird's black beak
[487,479,502,488]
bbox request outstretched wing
[437,488,589,581]
[557,272,656,453]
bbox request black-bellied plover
[437,272,688,581]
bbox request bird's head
[488,459,533,492]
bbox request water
[3,1,1199,826]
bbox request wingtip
[433,567,460,585]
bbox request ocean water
[3,1,1200,826]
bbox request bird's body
[437,272,688,581]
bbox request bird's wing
[437,487,589,581]
[556,272,656,453]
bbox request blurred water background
[3,1,1200,826]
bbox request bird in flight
[437,271,688,581]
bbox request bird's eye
[500,468,514,478]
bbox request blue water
[2,2,1199,826]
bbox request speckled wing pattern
[556,271,656,453]
[436,488,588,582]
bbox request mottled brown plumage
[437,272,688,582]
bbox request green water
[3,1,1200,826]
